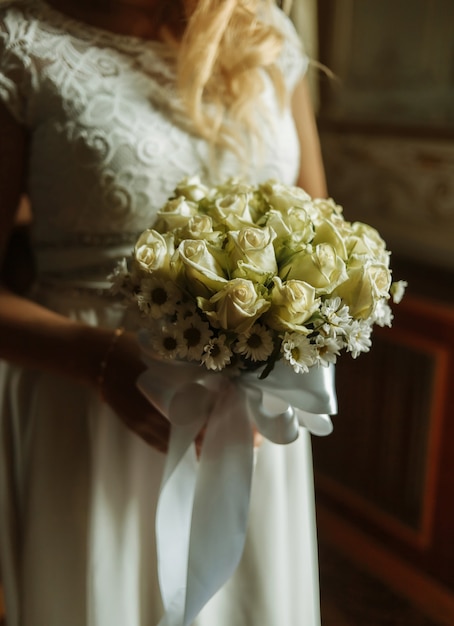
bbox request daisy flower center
[209,344,221,358]
[163,336,178,351]
[247,333,263,349]
[291,346,301,361]
[183,326,202,348]
[151,287,168,306]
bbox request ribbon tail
[245,386,300,444]
[295,409,333,436]
[183,382,254,626]
[156,386,213,626]
[156,442,197,624]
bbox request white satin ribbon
[137,336,337,626]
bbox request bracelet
[97,327,125,398]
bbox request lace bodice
[0,0,307,254]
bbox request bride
[0,0,327,624]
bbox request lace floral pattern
[0,0,307,248]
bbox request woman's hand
[97,329,171,453]
[96,327,262,454]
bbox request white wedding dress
[0,2,321,624]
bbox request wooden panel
[318,0,454,130]
[317,505,454,626]
[315,0,454,599]
[313,294,454,589]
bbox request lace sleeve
[269,5,309,93]
[0,3,34,125]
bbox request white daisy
[180,315,213,361]
[345,320,372,358]
[150,325,186,360]
[320,296,351,336]
[372,299,394,327]
[314,334,343,367]
[281,333,317,374]
[139,277,182,319]
[234,324,274,362]
[390,280,407,304]
[201,335,233,371]
[108,258,132,296]
[175,300,198,322]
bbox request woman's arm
[291,76,328,198]
[0,196,35,294]
[0,100,114,384]
[0,102,170,451]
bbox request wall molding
[317,505,454,626]
[320,131,454,270]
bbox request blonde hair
[166,0,288,155]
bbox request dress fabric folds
[0,2,320,624]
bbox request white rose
[154,196,198,232]
[211,193,256,230]
[215,179,256,198]
[197,278,271,334]
[279,243,348,294]
[312,218,348,260]
[269,206,313,239]
[259,180,311,212]
[174,175,211,202]
[270,207,315,265]
[265,277,320,332]
[172,239,228,297]
[308,197,344,222]
[226,226,277,283]
[263,210,292,239]
[176,215,223,245]
[347,222,390,265]
[133,229,174,275]
[334,259,392,319]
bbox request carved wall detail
[319,0,454,130]
[320,132,454,269]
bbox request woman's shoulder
[0,1,42,47]
[0,0,38,20]
[0,1,76,125]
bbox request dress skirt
[0,285,320,626]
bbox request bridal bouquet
[109,176,405,626]
[110,176,405,378]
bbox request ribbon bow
[137,338,337,626]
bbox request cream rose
[177,214,223,245]
[172,239,227,297]
[154,196,197,231]
[334,259,392,319]
[279,243,348,294]
[312,218,348,260]
[226,226,277,283]
[265,277,320,332]
[197,278,270,334]
[133,229,174,275]
[211,193,256,230]
[263,210,292,239]
[269,206,314,242]
[268,208,313,265]
[307,197,343,222]
[260,180,311,212]
[346,222,390,264]
[174,175,211,202]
